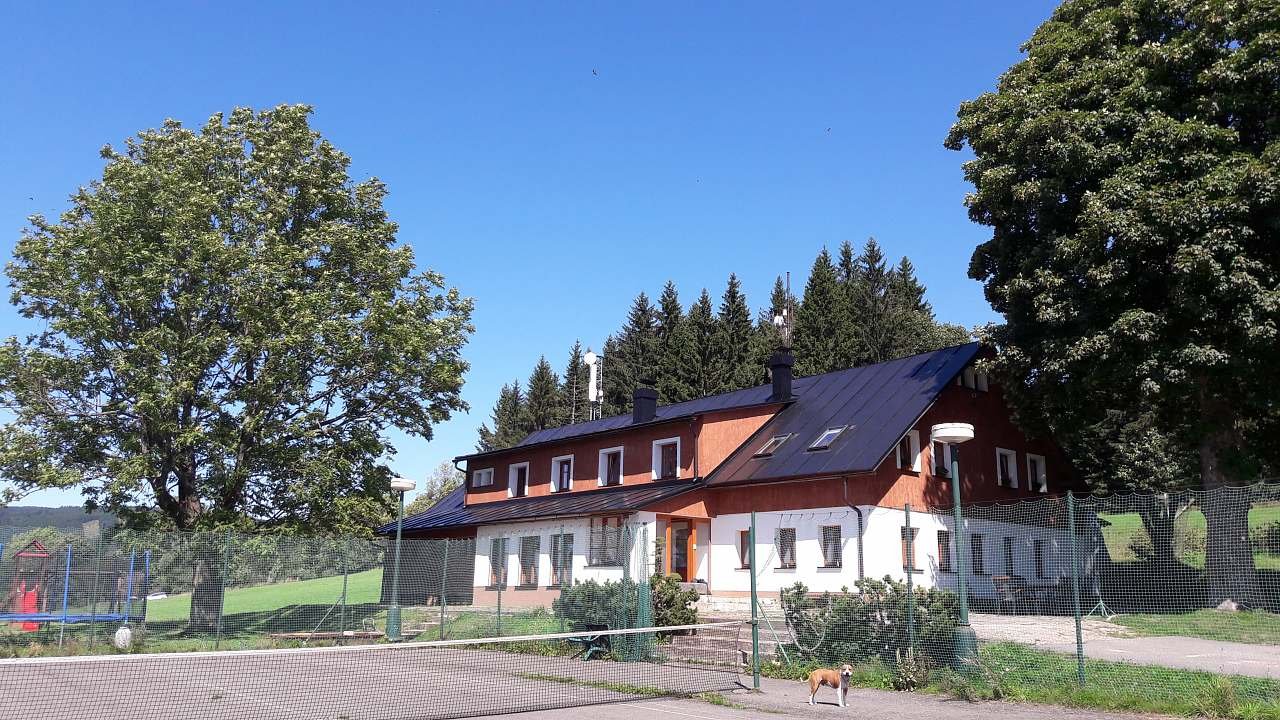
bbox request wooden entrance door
[669,520,693,582]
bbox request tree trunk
[188,542,226,634]
[1137,494,1179,569]
[1198,419,1258,607]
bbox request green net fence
[755,484,1280,712]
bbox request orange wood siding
[695,406,776,475]
[464,421,698,504]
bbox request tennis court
[0,623,746,720]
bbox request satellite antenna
[772,271,794,348]
[584,350,603,420]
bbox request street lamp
[932,422,977,666]
[387,476,416,642]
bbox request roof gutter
[843,477,866,580]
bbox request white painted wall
[709,505,1072,599]
[472,513,655,590]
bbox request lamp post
[931,422,977,666]
[387,476,416,642]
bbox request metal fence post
[440,539,449,640]
[58,544,72,646]
[214,529,231,650]
[340,550,350,634]
[1067,492,1086,686]
[749,510,761,691]
[905,503,915,651]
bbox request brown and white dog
[807,664,853,707]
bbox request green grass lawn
[144,568,383,623]
[1100,503,1280,568]
[1112,609,1280,646]
[762,643,1280,719]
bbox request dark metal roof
[456,384,784,462]
[706,343,980,486]
[377,481,701,533]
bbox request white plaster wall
[472,514,655,590]
[710,505,1072,599]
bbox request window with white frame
[821,526,842,568]
[737,530,752,569]
[598,447,624,486]
[588,516,624,566]
[489,537,508,588]
[775,527,797,569]
[518,536,540,587]
[937,530,954,572]
[652,437,681,481]
[896,430,921,471]
[932,441,951,476]
[551,455,574,493]
[471,467,494,488]
[549,533,574,586]
[1026,454,1048,493]
[508,462,530,498]
[995,448,1018,488]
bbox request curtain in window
[519,536,539,586]
[489,537,508,588]
[821,526,842,567]
[776,527,796,568]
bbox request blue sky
[0,1,1058,507]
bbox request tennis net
[0,620,747,720]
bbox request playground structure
[1,538,151,645]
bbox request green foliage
[560,341,591,425]
[945,0,1280,600]
[780,577,958,667]
[524,357,561,432]
[603,292,660,415]
[714,274,760,391]
[476,381,529,452]
[891,646,932,691]
[648,573,699,628]
[793,248,843,376]
[403,460,464,518]
[0,105,473,533]
[655,282,692,404]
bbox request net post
[496,538,504,637]
[340,548,350,634]
[905,503,916,652]
[89,532,104,648]
[1067,491,1086,686]
[58,543,72,647]
[440,539,448,640]
[749,510,761,690]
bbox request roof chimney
[633,383,658,425]
[769,349,794,402]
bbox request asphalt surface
[971,613,1280,679]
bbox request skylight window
[753,434,792,458]
[808,426,848,451]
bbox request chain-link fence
[0,519,684,658]
[755,484,1280,712]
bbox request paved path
[972,613,1280,679]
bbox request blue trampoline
[1,540,151,632]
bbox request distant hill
[0,505,116,531]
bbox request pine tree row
[475,239,969,451]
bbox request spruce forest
[476,238,969,451]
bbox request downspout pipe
[843,477,865,580]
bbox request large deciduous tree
[945,0,1280,604]
[0,105,473,627]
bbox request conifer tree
[524,357,561,431]
[561,340,590,425]
[714,274,759,391]
[655,281,693,403]
[847,238,896,365]
[889,256,930,314]
[751,275,796,373]
[792,248,843,375]
[476,380,529,452]
[603,293,660,414]
[677,290,720,399]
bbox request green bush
[649,573,699,628]
[780,576,959,668]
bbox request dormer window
[471,468,494,488]
[598,447,624,487]
[551,455,574,493]
[508,462,530,497]
[754,434,791,458]
[808,426,847,452]
[652,437,681,480]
